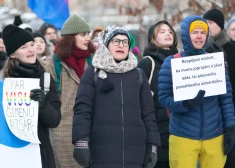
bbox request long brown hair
[55,35,75,60]
[55,35,96,60]
[2,57,19,77]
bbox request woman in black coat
[2,24,61,168]
[138,21,178,168]
[72,25,160,168]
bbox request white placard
[171,52,226,101]
[3,78,41,143]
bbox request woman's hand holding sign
[183,90,206,109]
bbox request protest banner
[171,52,226,101]
[2,78,40,143]
[0,81,42,168]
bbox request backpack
[43,72,50,95]
[94,68,143,87]
[166,53,181,118]
[144,56,155,83]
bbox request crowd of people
[0,8,235,168]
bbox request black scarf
[12,59,44,78]
[143,43,178,62]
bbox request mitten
[183,90,205,109]
[143,144,158,168]
[73,138,91,167]
[30,89,47,108]
[224,126,235,155]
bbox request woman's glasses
[111,38,129,47]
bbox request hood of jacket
[181,15,209,56]
[147,20,178,48]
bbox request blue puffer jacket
[158,15,235,140]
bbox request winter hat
[91,26,104,40]
[181,15,209,55]
[19,23,34,33]
[40,22,57,35]
[13,15,23,26]
[189,20,208,34]
[226,17,235,30]
[203,9,224,30]
[61,14,91,35]
[2,24,34,56]
[147,20,178,48]
[98,25,130,48]
[32,32,47,44]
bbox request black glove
[30,89,47,108]
[224,126,235,155]
[73,138,91,167]
[183,90,205,109]
[143,144,158,168]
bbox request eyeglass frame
[111,38,130,47]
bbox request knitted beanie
[98,25,130,47]
[2,24,34,56]
[203,9,224,30]
[13,15,23,27]
[32,32,47,44]
[19,23,34,33]
[226,17,235,30]
[61,14,91,35]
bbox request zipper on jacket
[200,105,204,139]
[120,74,125,168]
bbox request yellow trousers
[169,135,226,168]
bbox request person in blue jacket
[158,15,235,168]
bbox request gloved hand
[73,138,91,167]
[143,144,158,168]
[30,89,47,108]
[224,126,235,155]
[183,90,205,109]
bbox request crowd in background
[0,7,235,168]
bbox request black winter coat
[73,65,160,168]
[206,38,235,168]
[9,61,61,168]
[222,41,235,168]
[138,45,178,162]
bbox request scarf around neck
[63,47,90,78]
[12,59,44,78]
[143,44,178,62]
[92,44,137,79]
[213,31,228,47]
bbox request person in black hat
[32,32,53,62]
[1,24,61,168]
[39,22,58,42]
[203,9,235,168]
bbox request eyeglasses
[111,38,129,47]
